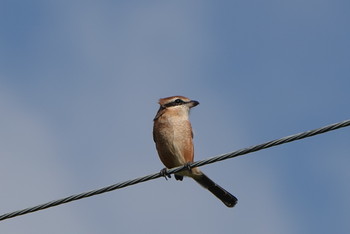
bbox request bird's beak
[188,100,200,108]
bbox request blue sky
[1,1,350,233]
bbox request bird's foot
[183,162,192,172]
[160,168,171,180]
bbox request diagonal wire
[1,119,350,222]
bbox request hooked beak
[188,100,199,108]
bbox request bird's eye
[174,99,183,103]
[163,98,185,107]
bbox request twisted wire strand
[1,119,349,221]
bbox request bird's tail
[192,172,238,208]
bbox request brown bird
[153,96,237,207]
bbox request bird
[153,95,237,207]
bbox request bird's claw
[183,162,192,171]
[160,168,171,180]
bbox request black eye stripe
[164,99,186,107]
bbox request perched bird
[153,96,237,207]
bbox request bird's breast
[153,115,194,168]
